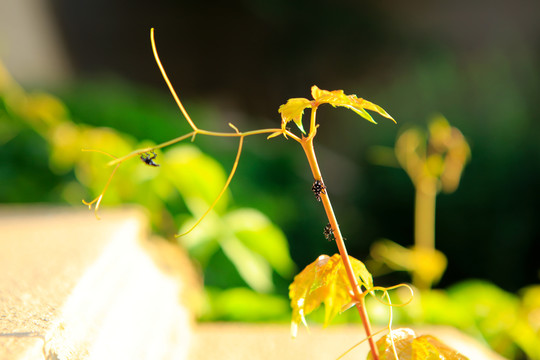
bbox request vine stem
[413,177,437,290]
[299,107,380,360]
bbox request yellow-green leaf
[310,85,395,124]
[360,99,396,123]
[367,328,469,360]
[278,97,311,134]
[311,86,349,104]
[289,254,373,337]
[278,86,394,135]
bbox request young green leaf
[367,328,469,360]
[310,85,395,124]
[278,86,395,136]
[278,97,311,134]
[289,254,373,337]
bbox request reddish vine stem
[299,107,379,360]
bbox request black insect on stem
[323,223,334,241]
[140,151,160,167]
[312,179,326,201]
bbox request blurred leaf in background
[0,62,296,322]
[366,280,540,359]
[368,115,469,290]
[169,143,296,296]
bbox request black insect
[323,223,334,241]
[140,151,160,167]
[311,179,326,201]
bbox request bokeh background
[1,0,539,357]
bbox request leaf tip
[267,131,283,140]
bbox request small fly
[140,151,160,167]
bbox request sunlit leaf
[278,86,394,135]
[361,99,395,122]
[310,85,395,124]
[367,328,469,360]
[289,254,373,337]
[278,97,311,134]
[311,86,349,104]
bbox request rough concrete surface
[0,205,196,360]
[188,323,507,359]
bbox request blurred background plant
[366,281,540,360]
[1,0,539,358]
[369,115,470,290]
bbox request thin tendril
[85,28,299,230]
[176,135,245,237]
[81,149,120,219]
[380,291,399,360]
[366,284,414,307]
[335,283,413,360]
[335,327,388,360]
[151,28,198,131]
[107,132,195,166]
[82,163,121,220]
[82,148,117,159]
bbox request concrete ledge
[188,323,507,360]
[0,205,197,360]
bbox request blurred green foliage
[367,281,540,360]
[0,65,295,322]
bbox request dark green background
[5,0,540,292]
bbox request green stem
[300,134,379,360]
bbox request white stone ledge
[0,206,195,360]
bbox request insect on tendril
[140,150,160,167]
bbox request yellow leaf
[311,86,349,104]
[367,328,469,360]
[360,99,396,123]
[278,97,311,134]
[288,254,373,337]
[278,86,394,135]
[310,85,395,124]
